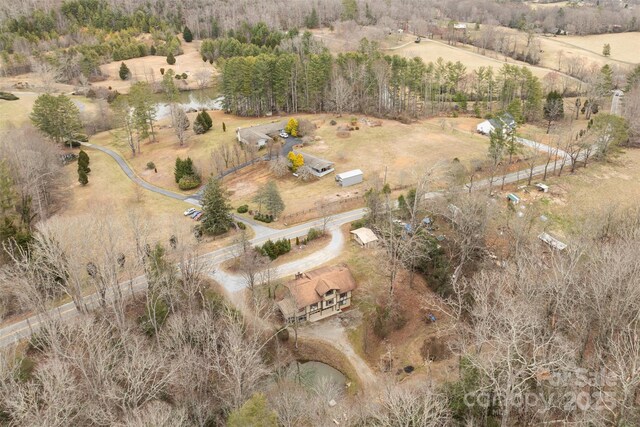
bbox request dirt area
[93,39,216,94]
[338,239,460,385]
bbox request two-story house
[277,265,357,323]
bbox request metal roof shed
[507,193,520,204]
[336,169,363,187]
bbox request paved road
[81,142,276,238]
[611,89,624,115]
[0,207,365,348]
[1,109,602,348]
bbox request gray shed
[336,169,363,187]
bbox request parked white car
[279,131,289,138]
[184,207,196,216]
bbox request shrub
[119,62,130,80]
[193,120,206,135]
[259,238,291,260]
[166,52,176,65]
[175,74,182,79]
[178,174,201,190]
[330,119,337,125]
[350,218,367,230]
[181,73,188,79]
[160,67,165,75]
[277,328,289,342]
[254,213,273,223]
[237,204,249,213]
[183,26,193,42]
[236,221,246,230]
[0,91,19,101]
[306,227,322,242]
[373,303,407,339]
[146,161,156,170]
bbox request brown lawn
[55,148,245,256]
[93,38,217,94]
[223,114,491,219]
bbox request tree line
[219,38,543,120]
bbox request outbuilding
[350,227,378,248]
[507,193,520,204]
[336,169,363,187]
[536,183,549,193]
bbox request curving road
[1,99,612,349]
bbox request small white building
[350,227,378,248]
[336,169,363,187]
[536,183,549,193]
[476,113,516,135]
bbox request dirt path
[298,313,379,391]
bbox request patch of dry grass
[93,39,217,94]
[225,115,490,219]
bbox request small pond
[281,360,347,389]
[154,92,224,119]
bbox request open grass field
[556,32,640,65]
[93,38,216,94]
[0,92,96,129]
[223,114,491,218]
[392,35,553,79]
[540,149,640,234]
[55,147,245,255]
[97,110,269,194]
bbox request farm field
[391,35,553,79]
[556,32,640,65]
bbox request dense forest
[2,0,640,78]
[218,38,544,120]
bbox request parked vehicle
[184,207,196,216]
[279,131,289,138]
[190,211,201,218]
[194,212,203,221]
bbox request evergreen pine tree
[174,157,185,183]
[167,52,176,65]
[183,26,193,42]
[119,62,130,80]
[200,110,212,130]
[78,168,88,186]
[193,113,206,134]
[201,178,233,235]
[78,150,91,174]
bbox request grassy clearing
[98,110,276,195]
[0,92,96,129]
[225,114,490,219]
[94,39,217,94]
[58,148,245,253]
[530,149,640,236]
